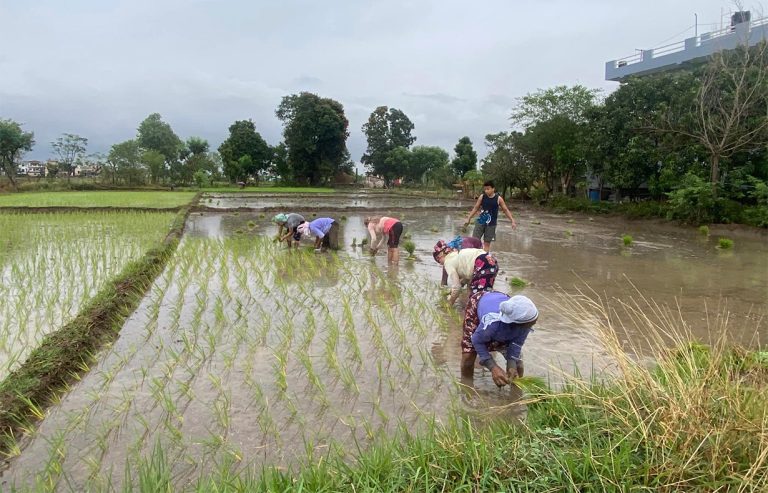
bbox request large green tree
[137,113,183,182]
[511,85,599,195]
[218,120,271,183]
[142,149,166,185]
[482,132,538,198]
[0,119,34,190]
[361,106,416,184]
[451,136,477,178]
[107,139,144,185]
[276,92,350,186]
[51,133,88,182]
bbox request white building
[606,12,767,81]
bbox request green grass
[0,191,196,208]
[718,237,734,249]
[699,225,710,236]
[622,234,633,246]
[200,186,335,194]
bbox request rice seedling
[622,234,633,247]
[509,277,527,289]
[430,226,439,233]
[565,230,573,237]
[718,237,734,249]
[247,221,256,229]
[403,240,416,259]
[699,225,710,235]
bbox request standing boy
[463,180,517,252]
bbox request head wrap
[432,240,453,262]
[297,222,310,236]
[272,213,288,223]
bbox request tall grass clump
[622,234,633,246]
[699,225,710,236]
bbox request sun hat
[499,295,539,324]
[272,213,288,223]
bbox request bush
[666,174,717,224]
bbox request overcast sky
[0,0,745,167]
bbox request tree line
[482,42,768,225]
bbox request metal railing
[610,14,766,68]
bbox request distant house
[26,160,47,177]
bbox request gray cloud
[0,0,730,163]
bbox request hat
[272,213,288,223]
[499,295,539,324]
[432,240,452,262]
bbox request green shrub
[666,174,716,224]
[718,237,734,249]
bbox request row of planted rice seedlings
[7,234,457,492]
[0,212,176,380]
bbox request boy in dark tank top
[463,180,517,252]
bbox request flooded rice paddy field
[3,193,766,491]
[0,211,177,380]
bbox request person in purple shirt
[298,217,340,251]
[461,291,539,386]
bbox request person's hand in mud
[490,366,509,387]
[369,247,378,256]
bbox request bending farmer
[433,240,498,305]
[365,216,404,263]
[440,236,483,286]
[298,217,340,251]
[273,213,306,248]
[461,292,538,386]
[464,180,517,252]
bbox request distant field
[0,191,197,208]
[200,186,335,194]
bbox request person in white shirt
[432,240,499,305]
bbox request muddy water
[3,196,766,491]
[201,191,467,210]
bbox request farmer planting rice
[298,217,340,251]
[460,292,538,386]
[364,216,404,263]
[463,180,517,252]
[440,236,483,286]
[272,213,306,248]
[433,240,498,305]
